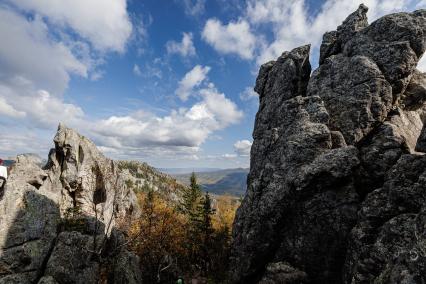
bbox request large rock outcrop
[0,124,142,284]
[231,5,426,284]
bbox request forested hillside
[121,172,240,283]
[173,168,248,196]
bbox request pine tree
[195,192,215,275]
[180,172,202,217]
[143,188,155,234]
[179,172,203,269]
[198,192,214,241]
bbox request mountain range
[171,168,248,196]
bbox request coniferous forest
[121,173,239,283]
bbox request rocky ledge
[0,124,141,283]
[231,5,426,284]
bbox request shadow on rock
[0,189,141,284]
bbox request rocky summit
[231,5,426,284]
[0,124,141,283]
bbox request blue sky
[0,0,425,168]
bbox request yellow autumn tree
[127,190,187,283]
[213,194,240,233]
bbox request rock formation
[231,5,426,284]
[0,124,141,283]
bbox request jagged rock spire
[231,5,426,284]
[0,124,141,283]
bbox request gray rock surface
[345,154,426,283]
[308,54,392,144]
[319,4,368,65]
[231,5,426,284]
[259,262,309,284]
[402,70,426,110]
[43,232,101,284]
[343,9,426,96]
[0,124,141,283]
[231,45,360,283]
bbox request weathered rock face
[0,124,141,284]
[46,123,138,230]
[344,154,426,283]
[308,54,392,145]
[231,5,426,284]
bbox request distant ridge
[159,167,223,174]
[172,168,249,196]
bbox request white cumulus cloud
[0,80,85,129]
[176,65,211,101]
[0,8,87,95]
[0,127,52,158]
[166,32,196,57]
[93,84,243,149]
[91,61,243,153]
[240,86,258,101]
[0,1,135,145]
[0,1,247,164]
[234,140,252,156]
[249,0,424,65]
[202,0,424,65]
[8,0,132,52]
[202,19,257,59]
[0,97,26,118]
[22,90,85,129]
